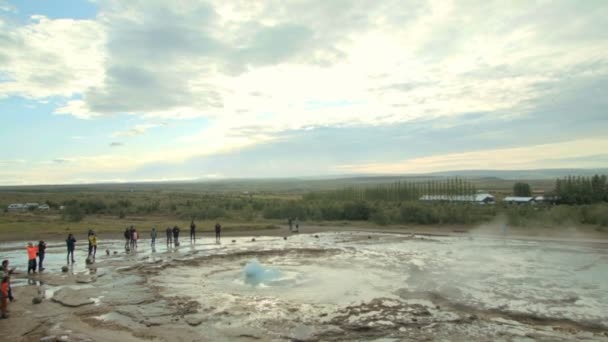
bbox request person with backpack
[66,233,76,264]
[38,241,47,271]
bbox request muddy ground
[1,226,607,341]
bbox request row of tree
[303,178,477,202]
[554,175,608,204]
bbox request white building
[503,196,536,205]
[419,193,495,204]
[7,203,26,212]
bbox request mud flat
[1,232,607,341]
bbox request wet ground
[1,232,607,341]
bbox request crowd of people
[0,221,226,319]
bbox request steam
[243,258,282,286]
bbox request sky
[0,0,607,185]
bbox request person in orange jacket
[1,275,9,319]
[26,243,39,274]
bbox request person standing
[294,217,300,233]
[124,227,130,250]
[0,261,15,303]
[288,217,293,232]
[190,220,196,243]
[26,243,38,274]
[133,229,139,249]
[1,275,9,319]
[129,226,136,250]
[150,227,157,247]
[166,227,172,246]
[172,226,180,246]
[87,230,94,256]
[66,233,76,264]
[38,241,47,272]
[215,222,221,243]
[88,233,97,257]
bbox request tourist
[190,220,196,243]
[26,243,38,274]
[294,217,300,233]
[66,233,76,264]
[172,226,180,246]
[87,230,94,256]
[1,261,15,302]
[288,217,293,232]
[133,228,139,249]
[129,226,136,249]
[215,222,221,243]
[1,275,9,319]
[124,227,130,250]
[150,227,157,247]
[166,227,172,246]
[38,241,47,272]
[88,233,97,257]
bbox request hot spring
[147,232,608,341]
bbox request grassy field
[0,212,281,241]
[0,176,606,242]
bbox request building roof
[503,196,535,202]
[420,193,494,202]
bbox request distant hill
[1,168,606,193]
[424,168,608,180]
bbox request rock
[251,238,256,242]
[105,249,110,256]
[32,296,43,304]
[314,235,319,238]
[283,237,287,240]
[39,336,57,342]
[52,288,95,307]
[76,274,96,284]
[85,257,94,265]
[232,240,236,243]
[113,251,118,255]
[367,235,371,239]
[291,324,317,341]
[185,315,205,326]
[61,266,69,273]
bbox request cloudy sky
[1,0,607,185]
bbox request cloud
[336,138,608,174]
[0,15,104,100]
[1,1,608,185]
[109,142,124,147]
[112,123,165,138]
[4,0,607,131]
[52,158,70,164]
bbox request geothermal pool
[1,232,607,341]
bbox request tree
[513,182,532,197]
[62,205,85,222]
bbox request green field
[0,175,606,241]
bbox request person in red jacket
[27,243,39,274]
[1,275,9,319]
